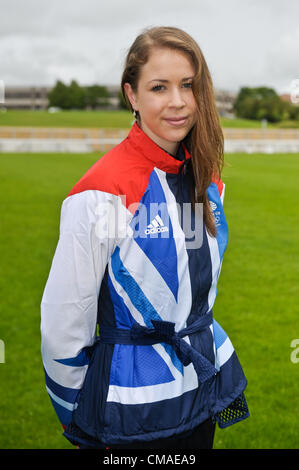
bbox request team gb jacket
[40,121,249,447]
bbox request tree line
[233,87,299,123]
[48,80,299,123]
[48,80,111,110]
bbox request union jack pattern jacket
[40,121,249,447]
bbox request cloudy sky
[0,0,298,94]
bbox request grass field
[0,150,298,448]
[1,109,299,129]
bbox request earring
[133,109,140,120]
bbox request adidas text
[145,215,169,235]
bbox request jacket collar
[127,121,191,174]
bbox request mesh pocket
[214,392,249,428]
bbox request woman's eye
[152,85,163,91]
[151,83,192,92]
[151,85,164,92]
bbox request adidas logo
[145,215,169,235]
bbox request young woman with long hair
[41,26,249,450]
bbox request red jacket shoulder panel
[67,138,154,213]
[212,176,224,198]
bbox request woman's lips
[164,116,188,126]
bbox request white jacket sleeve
[40,189,116,427]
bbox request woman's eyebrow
[148,76,194,84]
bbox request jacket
[40,121,249,447]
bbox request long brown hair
[121,26,224,237]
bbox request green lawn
[0,150,298,448]
[0,110,134,129]
[1,109,298,128]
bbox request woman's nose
[168,87,185,108]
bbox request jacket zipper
[178,159,187,199]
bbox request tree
[84,85,110,109]
[48,80,72,109]
[48,79,85,109]
[48,80,110,110]
[281,100,299,121]
[233,87,287,122]
[69,80,85,109]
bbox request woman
[41,26,249,449]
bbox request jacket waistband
[98,311,217,383]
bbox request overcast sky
[0,0,298,94]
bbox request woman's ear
[123,83,138,112]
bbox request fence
[0,127,130,153]
[1,126,299,153]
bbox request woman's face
[124,47,197,155]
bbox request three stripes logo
[145,214,169,235]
